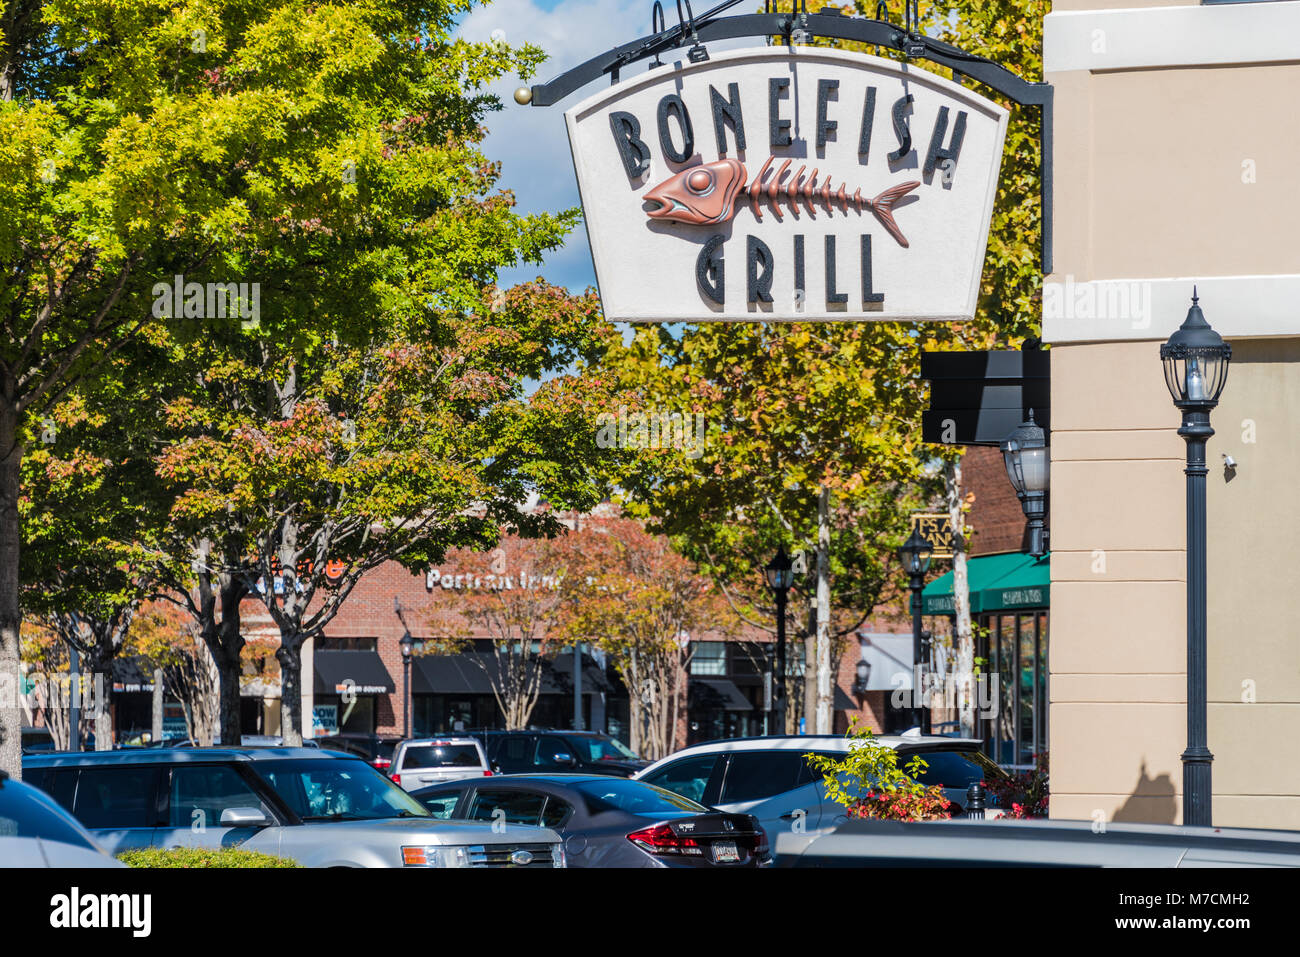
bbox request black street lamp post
[396,596,415,739]
[1001,410,1050,557]
[898,528,934,733]
[399,631,414,739]
[764,548,796,735]
[1161,289,1231,828]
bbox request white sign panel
[565,46,1008,322]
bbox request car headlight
[551,844,565,868]
[401,845,470,868]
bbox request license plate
[711,841,739,863]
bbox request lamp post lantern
[1001,410,1050,557]
[898,527,935,732]
[764,548,796,735]
[1161,289,1231,828]
[398,626,414,741]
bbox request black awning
[313,650,395,696]
[412,652,610,696]
[546,652,613,694]
[833,685,859,712]
[689,677,754,713]
[111,656,156,693]
[411,654,497,695]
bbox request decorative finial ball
[513,86,532,105]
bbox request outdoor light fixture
[763,547,797,734]
[396,597,415,738]
[854,658,872,697]
[898,527,934,579]
[1161,289,1231,829]
[1001,410,1049,558]
[764,548,795,591]
[897,528,934,732]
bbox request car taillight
[372,758,391,771]
[390,773,401,786]
[626,823,703,856]
[483,769,493,776]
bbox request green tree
[0,0,595,767]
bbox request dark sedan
[411,774,770,868]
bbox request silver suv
[23,748,563,868]
[390,737,492,791]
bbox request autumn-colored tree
[599,323,938,733]
[556,516,736,761]
[18,616,93,751]
[157,286,617,745]
[421,531,573,730]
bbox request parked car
[315,733,403,772]
[470,730,648,777]
[22,747,564,867]
[0,770,124,867]
[411,774,770,867]
[389,737,492,790]
[170,735,320,748]
[633,733,1010,840]
[20,726,55,755]
[776,815,1300,867]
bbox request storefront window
[690,642,727,675]
[981,610,1048,770]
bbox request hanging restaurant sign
[564,46,1009,322]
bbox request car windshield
[572,778,708,815]
[903,749,1008,789]
[568,736,638,762]
[401,744,482,769]
[256,758,431,821]
[0,779,97,849]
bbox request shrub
[117,847,301,868]
[984,751,1050,818]
[807,720,953,822]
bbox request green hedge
[117,847,302,868]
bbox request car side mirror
[220,807,272,828]
[553,753,576,767]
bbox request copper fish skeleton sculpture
[643,156,920,248]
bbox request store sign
[911,512,961,560]
[565,46,1008,321]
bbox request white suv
[391,737,492,791]
[633,733,1008,840]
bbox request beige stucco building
[1044,0,1300,827]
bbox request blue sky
[459,0,756,295]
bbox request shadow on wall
[1112,761,1177,825]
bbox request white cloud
[459,0,646,291]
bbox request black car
[411,774,769,868]
[471,730,647,777]
[315,733,404,773]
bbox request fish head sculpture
[642,158,747,226]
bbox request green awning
[922,552,1049,615]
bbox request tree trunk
[0,398,24,780]
[814,486,833,734]
[801,620,815,735]
[277,638,303,746]
[201,578,247,745]
[946,457,976,738]
[151,668,164,743]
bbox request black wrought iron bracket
[525,7,1053,272]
